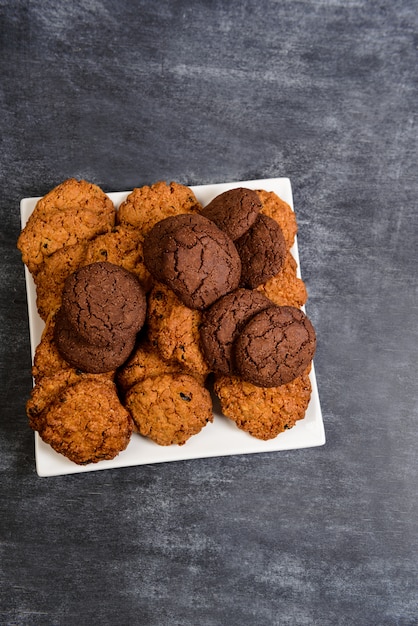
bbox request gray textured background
[1,1,417,624]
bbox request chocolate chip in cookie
[234,305,316,387]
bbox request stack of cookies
[18,178,315,465]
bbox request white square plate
[21,178,325,477]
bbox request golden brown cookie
[117,181,201,234]
[257,189,297,250]
[82,225,153,292]
[214,367,312,440]
[27,369,113,430]
[31,310,75,383]
[256,252,308,308]
[17,178,115,275]
[147,282,211,378]
[117,339,203,397]
[124,373,213,446]
[33,242,88,321]
[33,377,133,464]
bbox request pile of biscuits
[18,178,315,465]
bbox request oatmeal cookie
[17,178,115,275]
[31,310,75,382]
[234,306,316,387]
[256,252,308,308]
[33,242,88,321]
[257,189,297,250]
[147,282,210,378]
[117,180,201,233]
[214,367,312,439]
[125,373,213,446]
[82,225,153,292]
[33,377,133,464]
[143,213,241,310]
[201,187,262,240]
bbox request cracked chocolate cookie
[201,187,262,240]
[54,307,137,374]
[236,214,287,289]
[234,305,316,387]
[200,288,273,374]
[61,262,146,347]
[143,213,241,310]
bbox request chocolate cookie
[236,214,287,288]
[61,262,146,347]
[234,306,316,387]
[54,308,136,374]
[143,213,241,310]
[201,187,262,241]
[200,288,273,374]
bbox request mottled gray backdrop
[1,1,417,625]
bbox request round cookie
[61,262,146,347]
[200,288,273,374]
[143,213,241,310]
[124,373,213,446]
[35,378,133,464]
[17,178,115,275]
[236,214,287,289]
[117,181,202,234]
[214,367,312,439]
[54,308,136,374]
[201,187,262,241]
[234,306,316,387]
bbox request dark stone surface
[1,1,417,624]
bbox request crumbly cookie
[61,262,146,347]
[201,187,262,240]
[33,378,133,464]
[117,181,201,233]
[214,367,312,439]
[147,282,210,378]
[199,288,273,374]
[116,339,187,396]
[257,189,297,250]
[234,306,316,387]
[33,242,89,321]
[124,373,213,446]
[81,225,153,292]
[143,213,241,310]
[236,214,287,289]
[17,178,115,275]
[256,252,308,308]
[54,308,137,374]
[32,310,75,382]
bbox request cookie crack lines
[17,178,317,465]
